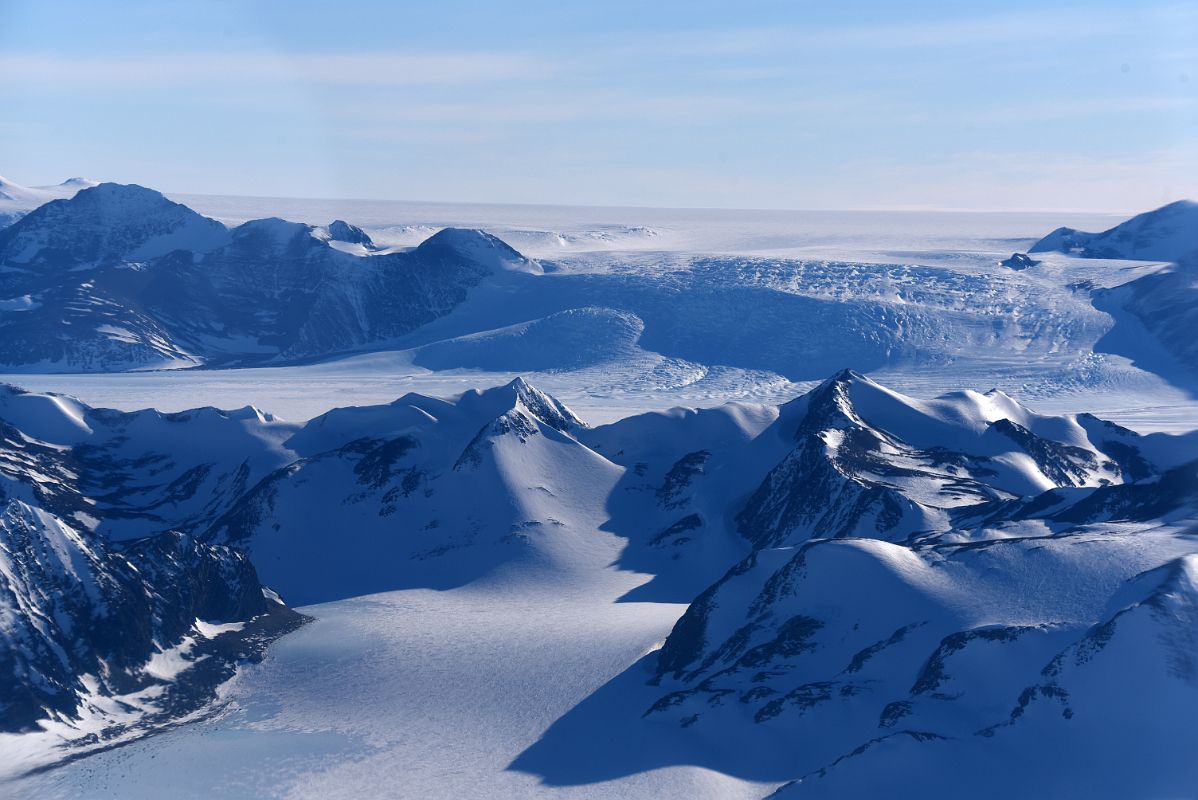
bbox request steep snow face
[1030,200,1198,263]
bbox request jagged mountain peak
[794,369,1063,450]
[449,377,586,436]
[500,376,586,432]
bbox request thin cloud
[0,51,544,89]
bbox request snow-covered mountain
[1029,199,1198,380]
[1,371,1195,793]
[210,377,612,605]
[0,175,97,229]
[1030,199,1198,263]
[515,372,1198,796]
[0,183,533,371]
[0,385,302,742]
[648,529,1197,798]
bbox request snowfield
[1,190,1196,799]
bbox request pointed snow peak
[503,376,585,432]
[806,367,877,409]
[414,227,541,273]
[1105,553,1198,617]
[827,367,872,386]
[226,404,276,423]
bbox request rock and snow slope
[0,384,302,757]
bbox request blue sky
[2,0,1195,211]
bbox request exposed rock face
[327,219,373,246]
[0,385,302,738]
[1000,252,1039,270]
[0,501,295,733]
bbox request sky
[1,0,1196,212]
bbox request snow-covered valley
[1,184,1196,799]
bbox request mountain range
[0,182,1196,387]
[2,370,1194,793]
[2,178,1197,795]
[0,182,534,370]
